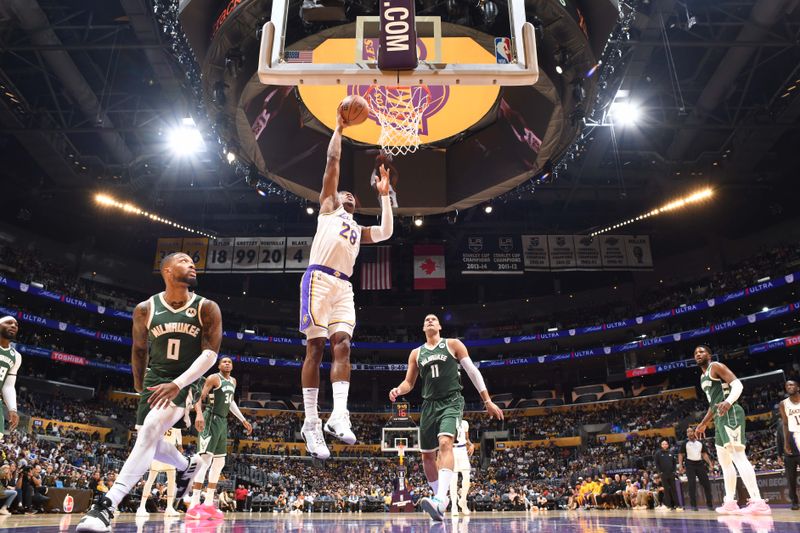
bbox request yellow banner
[298,37,500,145]
[497,437,581,449]
[153,238,183,272]
[30,418,112,440]
[181,238,209,270]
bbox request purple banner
[378,0,418,71]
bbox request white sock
[429,480,439,494]
[139,471,155,510]
[716,445,738,502]
[436,469,453,501]
[331,381,349,417]
[732,449,762,500]
[190,488,202,508]
[166,469,175,510]
[204,488,216,506]
[303,388,320,423]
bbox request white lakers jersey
[456,420,469,446]
[784,398,800,432]
[164,428,181,446]
[309,205,362,277]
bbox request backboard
[258,0,538,86]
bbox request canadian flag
[414,244,445,290]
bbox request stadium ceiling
[0,0,798,236]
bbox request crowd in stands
[2,241,798,347]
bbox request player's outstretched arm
[131,300,151,393]
[320,110,348,213]
[148,300,223,409]
[389,349,420,401]
[449,338,504,420]
[229,400,253,435]
[362,164,394,244]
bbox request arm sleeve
[1,354,21,412]
[172,350,217,390]
[725,379,743,405]
[458,356,487,394]
[368,195,394,242]
[229,401,246,423]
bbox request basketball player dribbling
[300,104,395,459]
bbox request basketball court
[0,510,795,532]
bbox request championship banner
[547,235,577,270]
[600,235,628,269]
[574,236,602,269]
[460,235,523,274]
[521,235,549,271]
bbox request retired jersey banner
[414,244,445,289]
[625,236,654,269]
[159,237,312,273]
[460,235,523,275]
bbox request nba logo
[63,494,74,513]
[495,37,512,64]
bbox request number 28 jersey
[308,205,362,278]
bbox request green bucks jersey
[208,373,236,418]
[147,292,205,379]
[700,362,731,409]
[417,339,462,400]
[0,345,21,393]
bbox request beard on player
[0,323,17,340]
[339,191,356,213]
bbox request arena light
[484,204,494,214]
[306,206,315,215]
[610,101,641,126]
[590,188,714,237]
[168,117,204,156]
[93,193,214,238]
[413,216,424,227]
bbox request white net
[367,85,431,156]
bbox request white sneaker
[420,497,448,522]
[164,507,180,517]
[324,412,357,444]
[135,507,149,517]
[302,419,331,459]
[0,507,10,515]
[461,502,471,515]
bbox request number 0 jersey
[146,292,205,379]
[308,205,362,278]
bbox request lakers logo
[186,308,197,318]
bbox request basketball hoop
[367,85,431,156]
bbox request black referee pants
[685,461,712,509]
[787,454,800,505]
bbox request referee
[678,427,714,511]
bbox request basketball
[339,95,370,125]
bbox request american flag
[284,50,313,63]
[360,246,392,290]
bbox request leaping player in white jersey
[299,106,394,459]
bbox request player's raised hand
[375,165,391,196]
[336,104,350,130]
[243,420,253,436]
[147,382,180,409]
[486,400,504,421]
